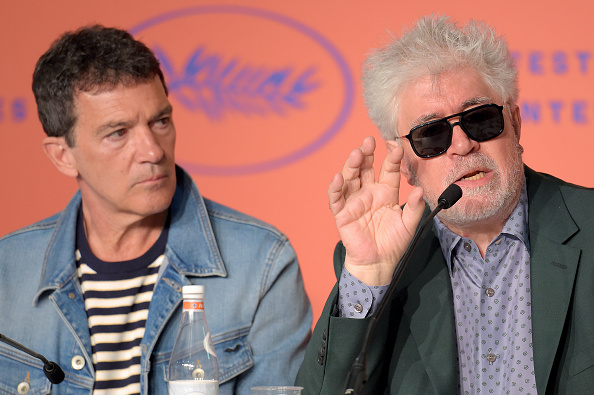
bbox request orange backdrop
[2,1,593,325]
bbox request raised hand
[328,136,425,286]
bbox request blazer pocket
[0,345,52,395]
[568,344,594,377]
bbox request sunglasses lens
[410,121,452,157]
[406,104,504,158]
[462,105,503,141]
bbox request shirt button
[485,288,495,297]
[17,381,30,394]
[71,355,86,370]
[464,242,472,252]
[354,303,363,313]
[487,353,497,363]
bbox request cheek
[162,133,176,154]
[417,157,444,178]
[499,139,521,167]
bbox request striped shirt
[76,211,169,394]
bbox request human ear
[42,136,79,178]
[510,104,522,141]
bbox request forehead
[397,66,499,125]
[72,77,168,122]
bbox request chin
[440,200,501,225]
[437,191,518,228]
[139,188,176,217]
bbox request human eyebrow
[408,97,493,129]
[410,112,441,128]
[94,120,133,136]
[459,97,492,110]
[150,105,173,123]
[94,105,173,136]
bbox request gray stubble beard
[407,139,525,228]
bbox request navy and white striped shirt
[76,211,168,394]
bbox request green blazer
[296,167,594,394]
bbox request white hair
[362,15,518,140]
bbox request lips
[459,171,485,181]
[137,173,167,185]
[446,153,497,186]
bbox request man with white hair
[297,15,593,394]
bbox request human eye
[152,115,173,133]
[107,129,127,139]
[156,116,171,127]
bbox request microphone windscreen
[438,184,463,209]
[44,362,65,384]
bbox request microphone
[0,332,65,384]
[344,183,463,394]
[438,183,463,209]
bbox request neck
[81,205,168,262]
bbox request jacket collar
[165,166,226,277]
[34,166,226,304]
[525,166,579,243]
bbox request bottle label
[183,301,204,311]
[168,379,219,395]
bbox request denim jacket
[0,166,312,394]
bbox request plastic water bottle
[168,285,219,395]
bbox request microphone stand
[344,184,462,394]
[0,332,65,384]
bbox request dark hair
[32,25,167,146]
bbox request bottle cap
[182,285,205,299]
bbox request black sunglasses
[399,103,505,158]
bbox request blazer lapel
[400,230,459,392]
[525,168,580,391]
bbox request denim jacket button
[71,355,85,370]
[17,381,30,394]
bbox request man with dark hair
[33,26,168,147]
[297,15,593,394]
[0,25,311,394]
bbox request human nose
[446,121,479,156]
[134,127,165,163]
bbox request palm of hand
[334,182,413,268]
[328,136,425,284]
